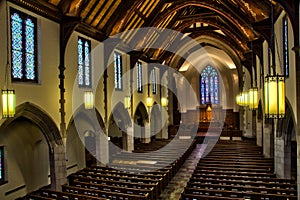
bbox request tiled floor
[159,144,207,200]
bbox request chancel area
[0,0,299,199]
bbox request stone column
[142,123,151,143]
[122,125,134,152]
[263,123,273,158]
[274,137,285,178]
[52,144,67,191]
[256,120,263,146]
[96,129,109,165]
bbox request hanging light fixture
[161,97,168,107]
[2,89,16,118]
[242,91,249,107]
[2,3,16,118]
[146,96,153,107]
[264,75,285,118]
[235,92,243,106]
[264,2,285,119]
[84,91,94,109]
[248,87,258,110]
[124,96,131,109]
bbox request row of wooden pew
[21,138,197,199]
[181,140,298,200]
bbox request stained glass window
[114,52,122,90]
[10,8,37,82]
[152,68,157,94]
[78,37,91,87]
[283,15,289,77]
[137,61,143,93]
[200,66,219,104]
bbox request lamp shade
[146,97,153,107]
[124,96,131,109]
[264,74,285,118]
[161,97,168,107]
[242,91,249,106]
[2,89,16,118]
[235,93,243,106]
[84,91,94,109]
[248,87,258,110]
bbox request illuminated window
[200,66,219,104]
[10,8,37,82]
[114,52,122,90]
[78,37,91,87]
[283,15,289,77]
[152,68,157,94]
[137,61,143,93]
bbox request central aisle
[159,144,207,200]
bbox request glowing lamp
[124,96,131,109]
[248,87,258,110]
[2,89,16,118]
[84,91,94,109]
[146,97,153,107]
[161,97,168,107]
[241,91,249,107]
[235,93,243,106]
[264,75,285,118]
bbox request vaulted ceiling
[9,0,297,75]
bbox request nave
[19,136,297,200]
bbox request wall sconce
[124,96,131,109]
[2,89,16,118]
[84,91,94,109]
[264,74,285,118]
[146,97,153,107]
[161,97,168,107]
[248,87,258,110]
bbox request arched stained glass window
[137,61,143,93]
[114,52,122,90]
[283,15,289,77]
[200,66,219,104]
[10,8,37,82]
[78,37,91,87]
[152,68,157,94]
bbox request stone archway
[276,100,297,179]
[0,102,65,191]
[134,102,149,146]
[66,105,107,170]
[108,103,132,152]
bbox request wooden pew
[186,182,297,196]
[62,184,149,200]
[40,189,106,200]
[183,187,298,200]
[70,179,153,199]
[70,175,158,199]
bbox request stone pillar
[263,123,272,158]
[142,123,151,143]
[274,137,285,178]
[122,125,134,152]
[256,120,263,146]
[96,129,109,165]
[52,144,67,191]
[297,135,300,197]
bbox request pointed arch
[0,102,63,190]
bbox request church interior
[0,0,299,199]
